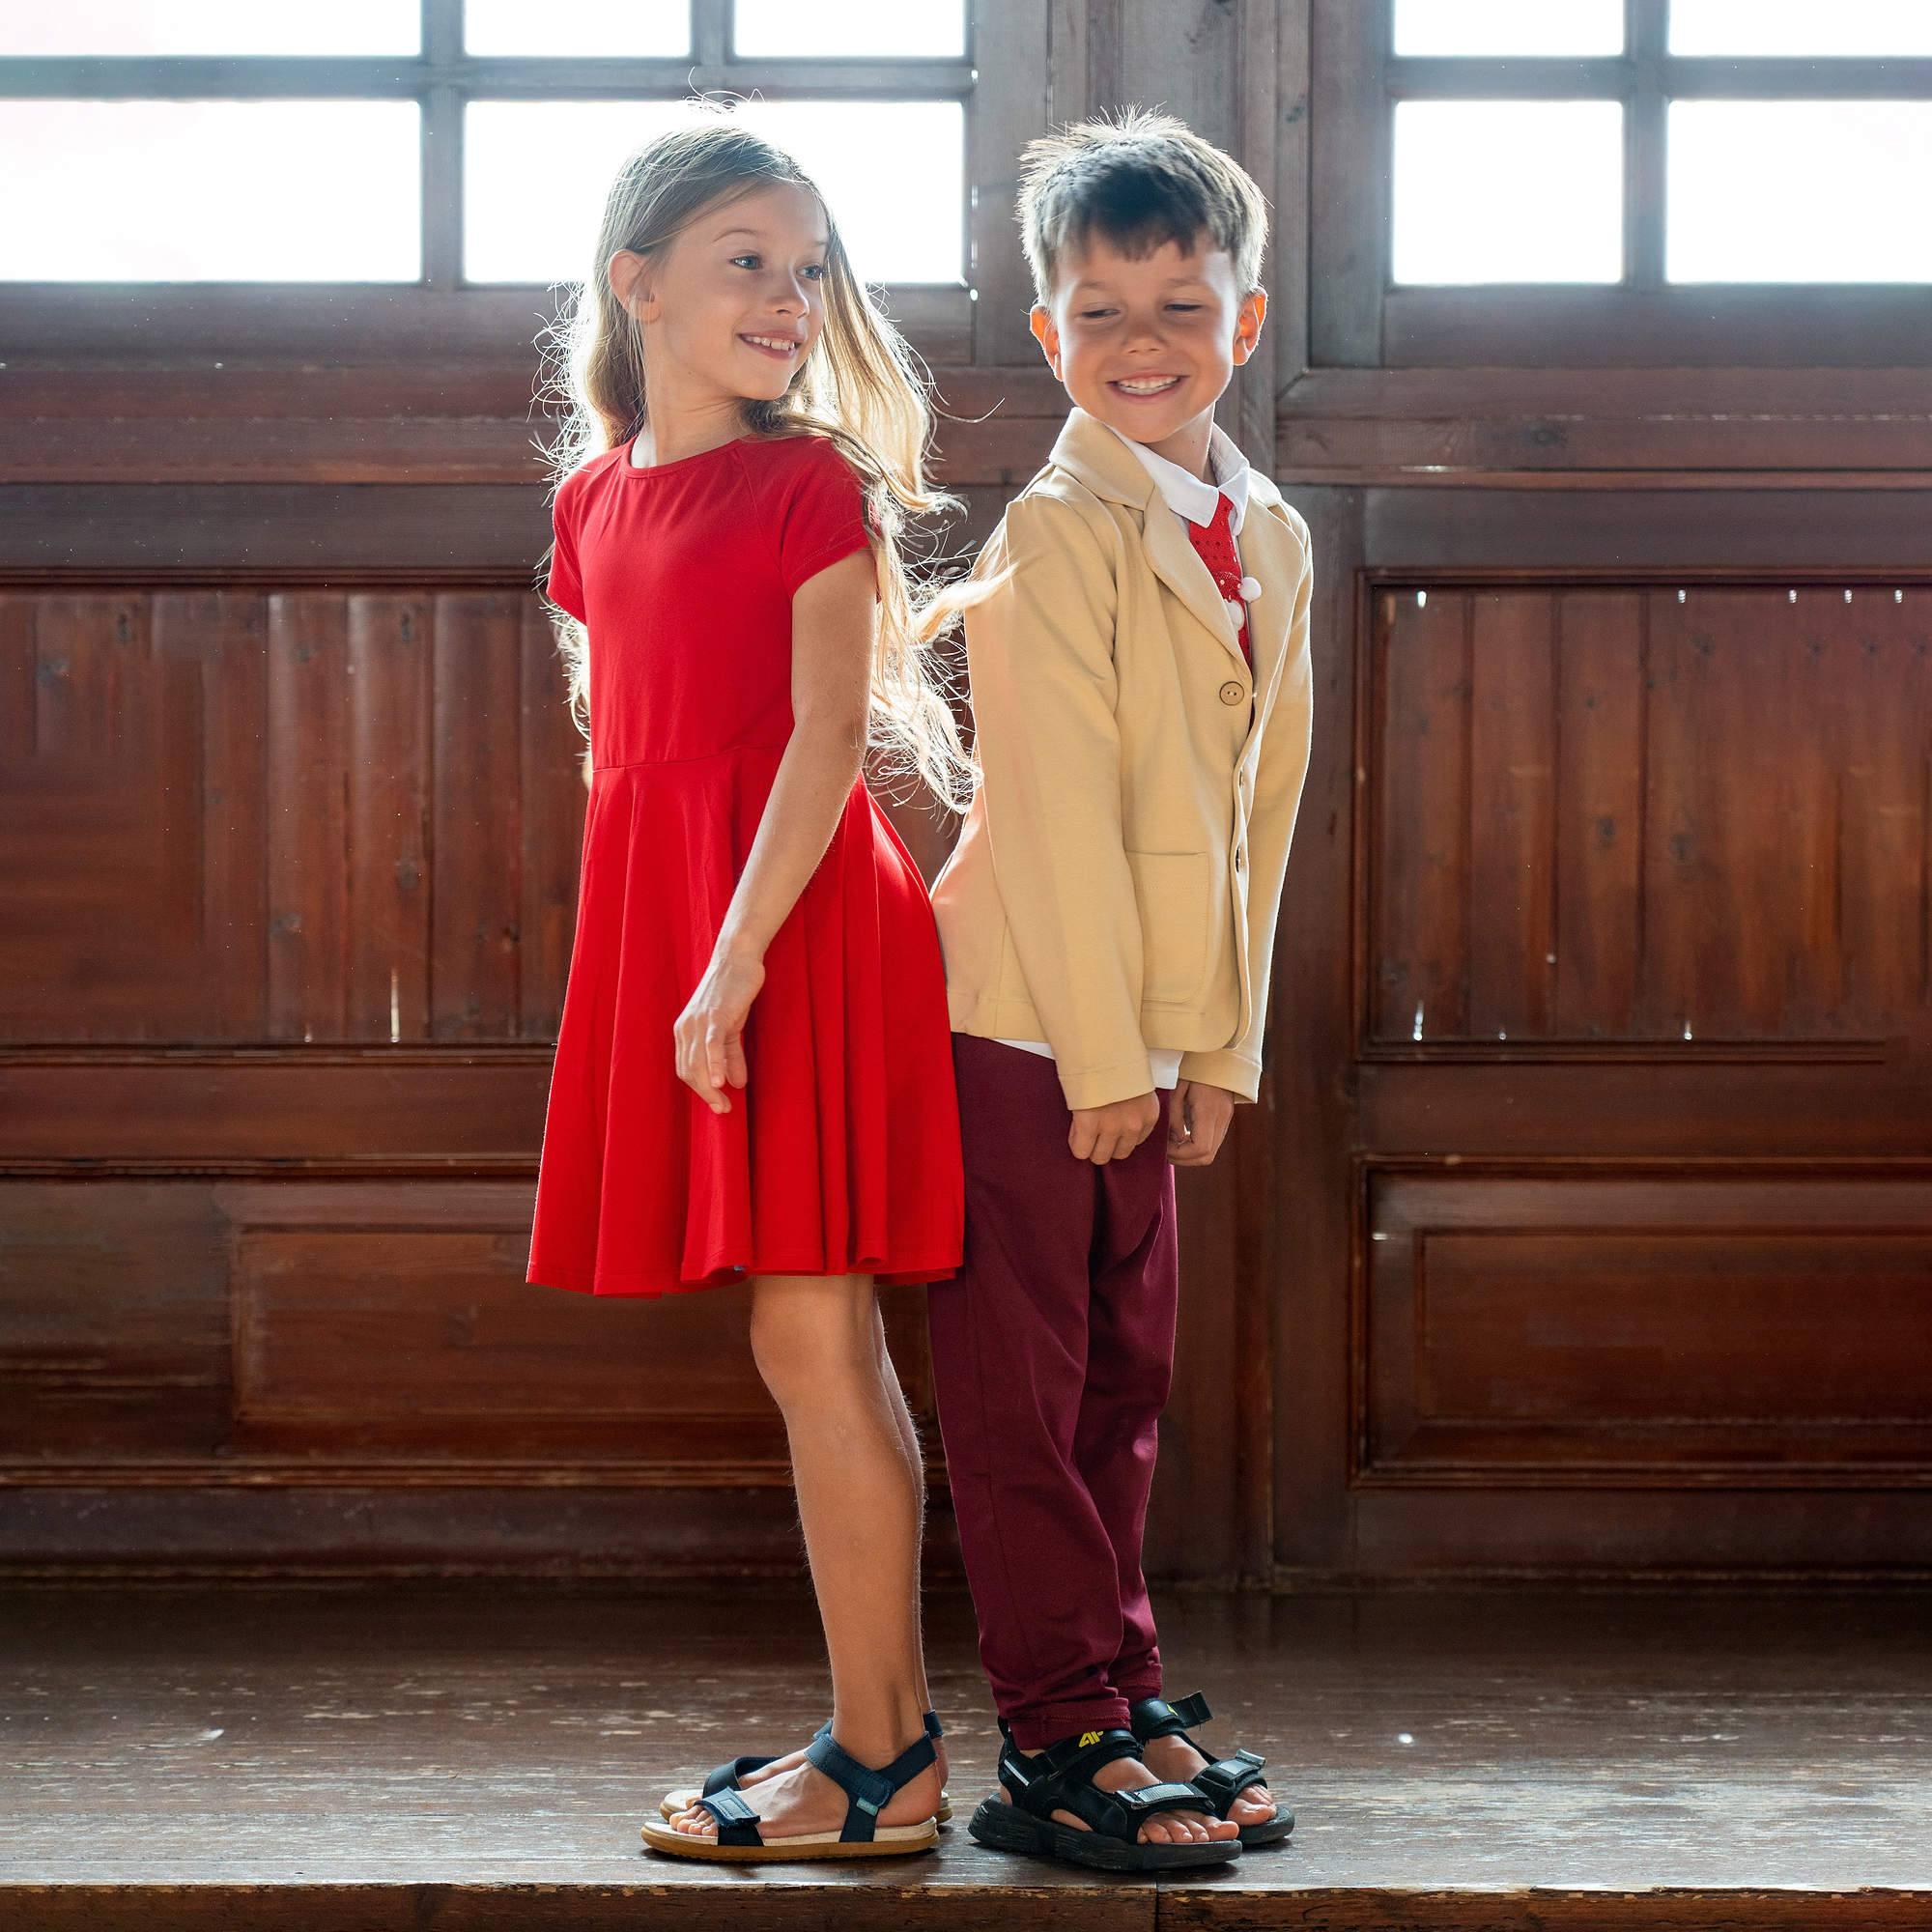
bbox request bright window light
[1394,0,1622,57]
[0,100,421,280]
[734,0,966,58]
[463,0,688,57]
[465,99,965,286]
[1670,0,1932,56]
[1392,100,1623,284]
[1668,101,1932,281]
[0,0,418,54]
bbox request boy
[926,111,1314,1873]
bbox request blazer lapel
[1142,505,1250,668]
[1234,499,1305,749]
[1047,408,1249,669]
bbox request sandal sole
[639,1816,939,1862]
[966,1797,1240,1872]
[1236,1811,1295,1847]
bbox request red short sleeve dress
[526,432,964,1295]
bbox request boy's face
[1031,232,1265,457]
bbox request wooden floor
[3,1581,1929,1930]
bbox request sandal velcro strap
[1191,1748,1269,1812]
[1129,1691,1215,1743]
[694,1787,763,1848]
[805,1727,936,1843]
[999,1730,1208,1843]
[701,1752,778,1798]
[1168,1691,1214,1730]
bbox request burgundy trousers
[925,1034,1179,1751]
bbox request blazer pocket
[1125,849,1208,1006]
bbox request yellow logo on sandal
[1078,1731,1104,1747]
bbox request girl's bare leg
[670,1273,940,1837]
[715,1300,949,1799]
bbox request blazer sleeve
[1179,509,1315,1101]
[967,495,1155,1112]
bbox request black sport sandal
[1129,1691,1293,1846]
[966,1724,1241,1872]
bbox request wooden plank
[266,595,350,1041]
[1371,587,1470,1041]
[1552,591,1645,1039]
[1466,592,1555,1041]
[154,592,270,1041]
[347,595,433,1041]
[432,593,524,1040]
[1836,591,1932,1033]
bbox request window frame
[1311,0,1932,369]
[0,0,980,362]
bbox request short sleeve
[546,477,586,622]
[776,440,876,598]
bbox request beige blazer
[931,407,1314,1111]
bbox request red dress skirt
[526,433,963,1295]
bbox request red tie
[1184,494,1250,665]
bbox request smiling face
[610,179,830,410]
[1030,231,1265,472]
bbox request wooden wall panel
[2,588,581,1049]
[1363,1171,1932,1483]
[1370,585,1932,1048]
[0,1183,231,1463]
[0,592,270,1042]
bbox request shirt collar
[1112,421,1253,538]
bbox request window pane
[739,101,964,283]
[1668,101,1932,281]
[0,100,420,280]
[466,101,692,284]
[0,1,417,54]
[734,0,965,58]
[464,0,688,57]
[1394,0,1622,57]
[466,100,965,285]
[1671,0,1932,56]
[1392,101,1623,284]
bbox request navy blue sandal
[659,1708,950,1822]
[1129,1691,1293,1846]
[641,1725,941,1862]
[966,1725,1240,1872]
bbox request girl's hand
[674,951,764,1114]
[1068,1091,1160,1164]
[1168,1079,1236,1166]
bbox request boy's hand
[1168,1079,1236,1166]
[1068,1092,1160,1165]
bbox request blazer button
[1218,679,1245,706]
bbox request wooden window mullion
[421,0,464,287]
[1625,0,1667,291]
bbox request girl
[525,112,969,1862]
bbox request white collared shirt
[993,422,1258,1095]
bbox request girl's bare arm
[673,549,877,1108]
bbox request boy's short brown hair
[1017,107,1268,305]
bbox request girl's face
[611,181,831,406]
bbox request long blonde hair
[539,107,972,811]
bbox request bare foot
[670,1754,942,1841]
[996,1752,1237,1845]
[1139,1731,1277,1832]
